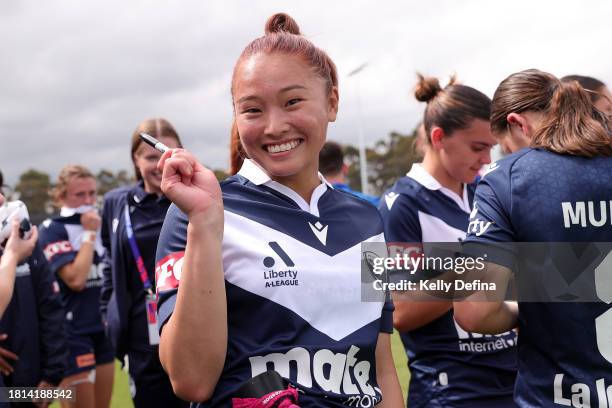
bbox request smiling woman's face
[133,135,180,194]
[232,53,338,184]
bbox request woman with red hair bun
[155,12,403,407]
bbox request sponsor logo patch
[43,240,73,261]
[155,252,185,292]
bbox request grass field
[391,330,410,400]
[51,331,409,407]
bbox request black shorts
[65,331,114,377]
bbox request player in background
[454,68,612,407]
[0,222,25,319]
[38,165,113,408]
[378,75,516,407]
[1,182,67,408]
[1,186,39,317]
[155,13,403,407]
[498,74,612,156]
[100,118,187,408]
[319,141,380,205]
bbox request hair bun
[265,13,301,35]
[415,74,443,103]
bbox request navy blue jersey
[379,164,517,407]
[101,182,172,356]
[39,214,107,335]
[0,243,68,386]
[465,148,612,408]
[156,159,393,408]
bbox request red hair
[229,13,339,172]
[229,121,245,175]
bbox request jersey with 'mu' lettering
[156,159,393,408]
[464,148,612,408]
[39,214,108,335]
[379,163,517,408]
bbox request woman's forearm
[375,333,404,407]
[57,241,95,291]
[454,300,518,334]
[0,252,19,317]
[393,298,452,332]
[159,219,227,402]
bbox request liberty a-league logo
[467,202,493,237]
[262,242,299,288]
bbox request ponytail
[491,69,612,157]
[415,73,491,141]
[533,80,612,157]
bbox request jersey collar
[131,181,149,204]
[407,163,471,212]
[131,181,168,206]
[237,159,333,216]
[59,205,96,217]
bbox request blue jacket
[332,183,380,206]
[100,185,131,359]
[0,243,68,386]
[101,183,171,359]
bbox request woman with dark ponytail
[379,74,517,407]
[454,69,612,407]
[155,13,403,407]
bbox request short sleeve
[463,165,517,269]
[155,204,188,333]
[38,220,76,275]
[378,193,422,243]
[379,192,424,283]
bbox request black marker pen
[139,132,170,153]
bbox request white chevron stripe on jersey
[222,210,386,341]
[418,211,466,243]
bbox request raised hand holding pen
[156,144,223,236]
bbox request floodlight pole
[347,63,369,195]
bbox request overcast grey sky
[1,0,610,185]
